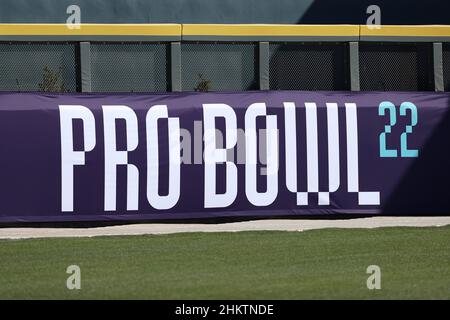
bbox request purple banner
[0,91,449,222]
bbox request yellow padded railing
[0,23,449,39]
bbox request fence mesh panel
[181,42,258,92]
[443,43,450,92]
[269,42,349,90]
[359,42,434,91]
[0,42,78,92]
[90,42,169,92]
[0,41,441,93]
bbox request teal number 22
[378,101,419,158]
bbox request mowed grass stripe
[0,226,449,299]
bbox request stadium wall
[0,0,449,24]
[1,24,450,93]
[1,23,450,222]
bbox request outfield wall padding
[0,91,449,222]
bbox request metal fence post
[79,42,92,92]
[433,42,444,92]
[259,42,270,90]
[171,42,182,92]
[349,41,360,91]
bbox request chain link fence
[443,43,450,92]
[0,40,446,93]
[181,42,258,92]
[90,42,169,92]
[0,42,78,92]
[359,42,434,91]
[269,42,349,91]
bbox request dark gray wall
[0,0,449,24]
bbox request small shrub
[194,73,212,92]
[38,65,68,93]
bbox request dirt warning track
[0,216,449,240]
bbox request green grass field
[0,226,449,299]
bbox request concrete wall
[0,0,449,24]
